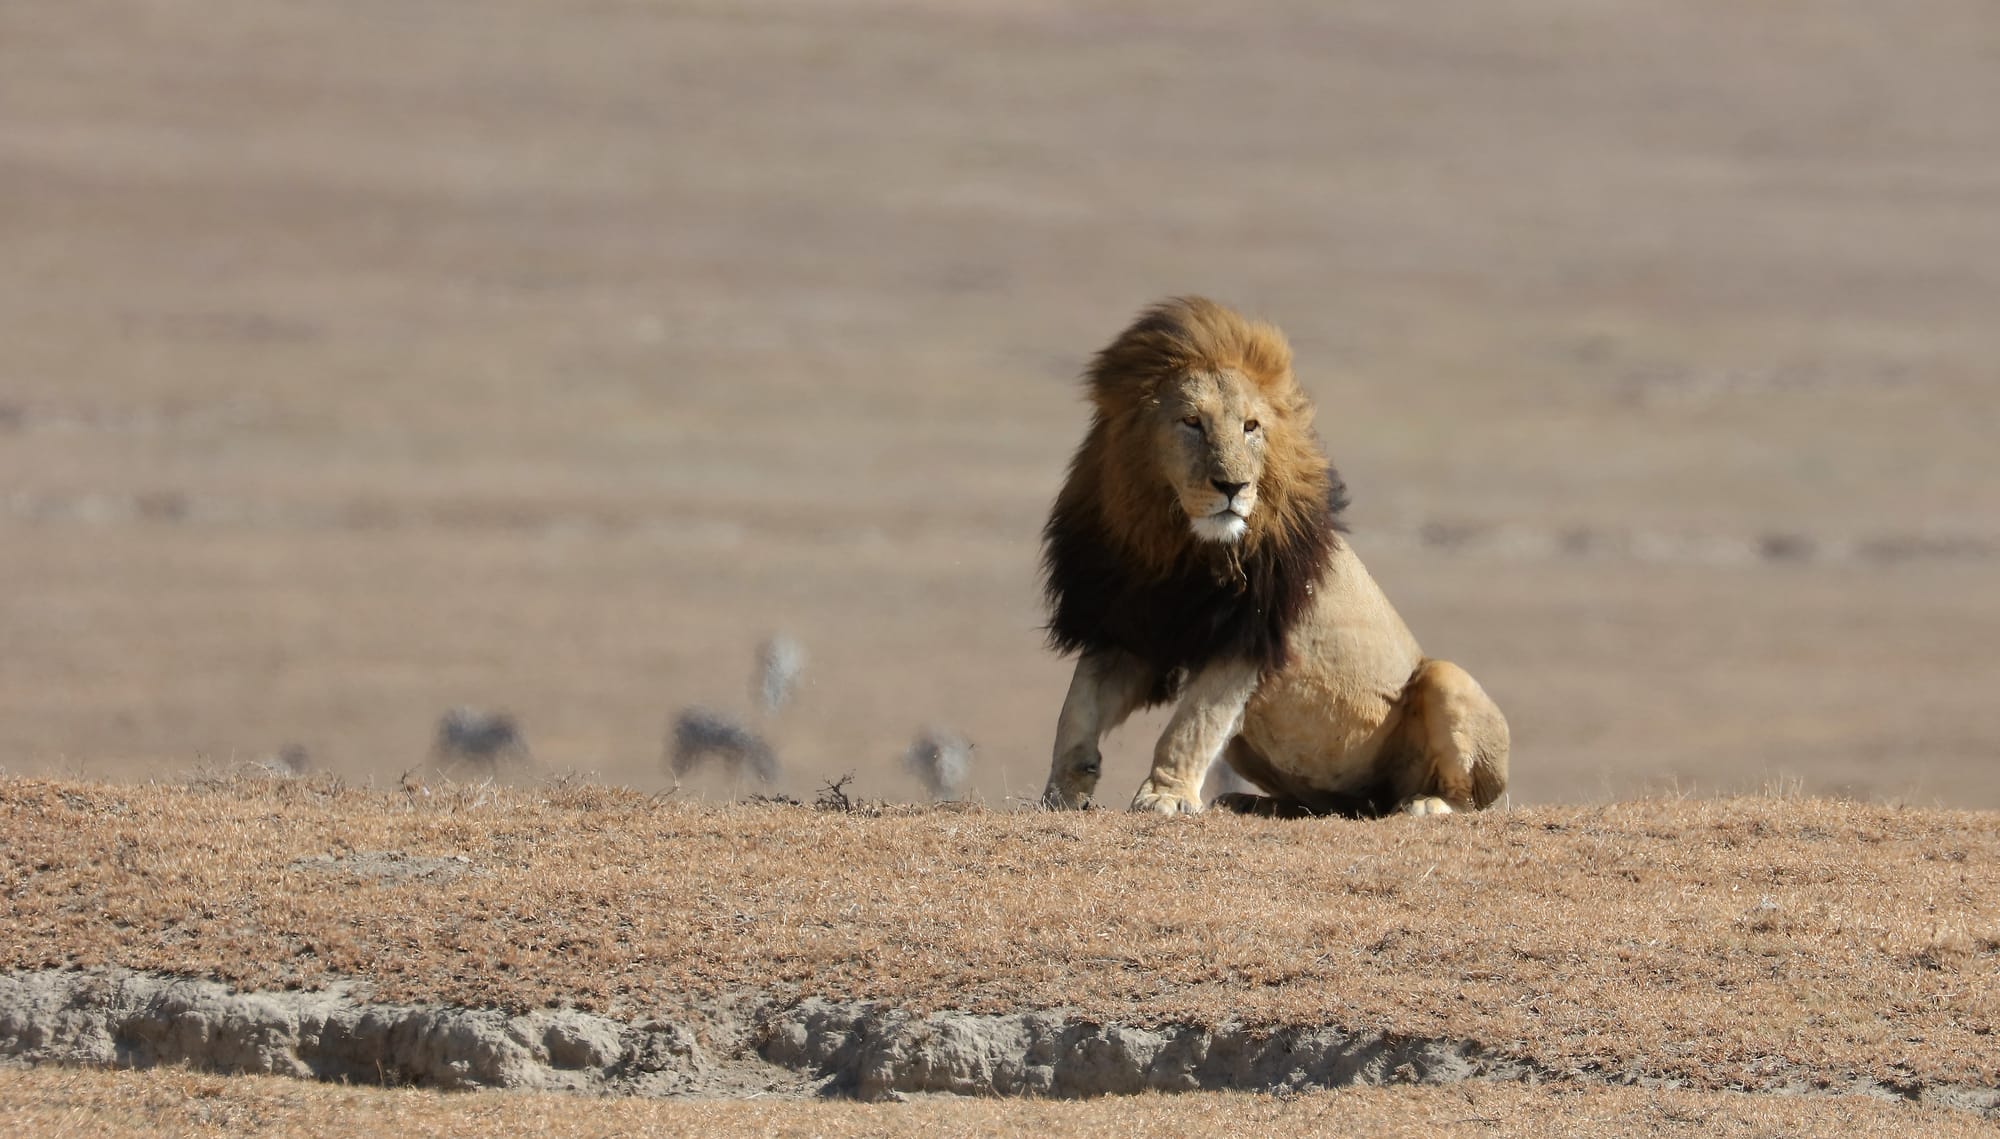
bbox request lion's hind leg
[1396,659,1509,815]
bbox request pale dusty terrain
[2,0,1998,806]
[7,1067,1997,1139]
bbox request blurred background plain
[3,0,1997,805]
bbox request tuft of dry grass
[3,774,1997,1094]
[2,1066,1992,1139]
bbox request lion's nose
[1212,479,1249,500]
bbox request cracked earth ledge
[2,969,1994,1116]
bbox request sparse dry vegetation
[3,774,1995,1098]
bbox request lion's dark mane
[1042,472,1347,707]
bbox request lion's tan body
[1041,297,1508,817]
[1233,541,1507,814]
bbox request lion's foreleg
[1044,649,1152,809]
[1132,658,1261,815]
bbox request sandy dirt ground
[3,2,1999,807]
[7,1066,1997,1139]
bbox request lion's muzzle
[1187,480,1254,543]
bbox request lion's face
[1154,369,1275,544]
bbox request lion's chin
[1189,512,1249,544]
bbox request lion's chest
[1046,537,1300,684]
[1099,575,1267,674]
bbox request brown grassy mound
[4,1066,1993,1139]
[4,773,1995,1095]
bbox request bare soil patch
[6,1066,1996,1139]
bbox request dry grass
[4,1065,1993,1139]
[5,774,1996,1093]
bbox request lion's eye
[1244,419,1261,434]
[1180,415,1203,431]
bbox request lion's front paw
[1131,779,1203,815]
[1402,796,1455,817]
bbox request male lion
[1041,297,1508,817]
